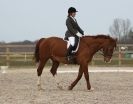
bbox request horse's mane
[94,35,110,39]
[84,34,113,40]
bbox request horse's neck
[82,37,104,54]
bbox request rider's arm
[76,23,84,35]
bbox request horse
[34,35,117,91]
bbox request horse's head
[101,37,117,63]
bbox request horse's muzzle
[104,57,112,63]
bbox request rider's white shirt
[70,16,76,22]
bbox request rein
[99,49,113,58]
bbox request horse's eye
[101,49,103,51]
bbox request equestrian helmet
[68,7,78,13]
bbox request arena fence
[0,44,133,67]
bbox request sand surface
[0,67,133,104]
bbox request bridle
[99,48,114,58]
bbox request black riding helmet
[68,7,78,13]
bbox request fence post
[118,46,122,66]
[91,59,95,66]
[6,47,10,66]
[24,52,27,62]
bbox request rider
[65,7,84,61]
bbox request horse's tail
[34,38,45,63]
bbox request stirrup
[67,55,73,61]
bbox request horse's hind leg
[50,60,63,89]
[37,58,48,90]
[50,60,59,76]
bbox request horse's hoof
[38,87,44,91]
[88,87,94,92]
[38,87,42,91]
[38,85,43,91]
[68,86,73,90]
[38,88,42,91]
[57,85,63,90]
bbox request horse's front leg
[83,64,94,91]
[68,66,83,90]
[83,66,91,90]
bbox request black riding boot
[66,45,73,61]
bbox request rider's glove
[76,32,82,37]
[82,32,88,37]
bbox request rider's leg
[73,36,79,51]
[66,37,75,61]
[66,44,73,57]
[68,37,75,46]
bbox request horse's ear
[107,34,110,37]
[115,38,118,42]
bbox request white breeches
[68,37,75,47]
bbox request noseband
[99,49,113,58]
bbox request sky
[0,0,133,42]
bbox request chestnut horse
[34,35,117,90]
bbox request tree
[127,29,133,43]
[128,29,133,39]
[109,18,131,43]
[0,41,6,45]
